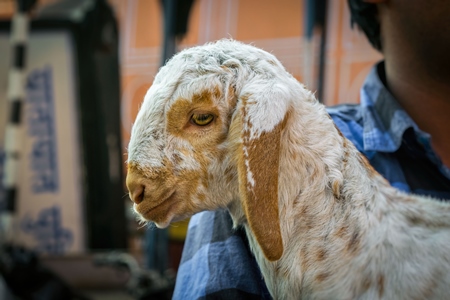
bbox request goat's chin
[135,211,173,228]
[153,220,171,229]
[134,207,174,227]
[134,201,196,229]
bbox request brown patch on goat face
[165,87,233,190]
[167,88,221,136]
[171,153,183,165]
[167,98,194,136]
[197,192,206,202]
[127,161,144,177]
[127,161,175,210]
[224,165,235,184]
[127,154,210,226]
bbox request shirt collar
[360,62,421,152]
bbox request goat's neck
[277,100,386,248]
[232,100,450,299]
[251,101,392,297]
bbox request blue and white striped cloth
[3,3,30,213]
[173,62,450,299]
[1,1,35,240]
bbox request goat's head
[127,40,308,261]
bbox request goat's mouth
[134,191,178,224]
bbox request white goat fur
[126,40,450,299]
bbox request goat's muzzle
[126,168,145,204]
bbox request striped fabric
[1,0,36,236]
[173,62,450,299]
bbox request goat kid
[126,40,450,299]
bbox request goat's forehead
[159,66,224,112]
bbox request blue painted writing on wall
[21,205,73,254]
[26,66,59,193]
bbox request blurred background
[0,0,382,299]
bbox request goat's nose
[126,170,145,204]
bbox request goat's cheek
[166,143,202,172]
[152,193,202,228]
[178,169,202,197]
[170,149,213,212]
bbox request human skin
[368,0,450,166]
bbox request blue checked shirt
[173,62,450,299]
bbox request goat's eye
[191,113,214,126]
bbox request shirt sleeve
[173,209,271,300]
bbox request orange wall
[0,0,382,165]
[110,0,382,153]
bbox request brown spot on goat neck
[377,274,385,298]
[335,224,349,238]
[333,123,345,139]
[357,152,377,178]
[346,229,361,254]
[300,244,310,272]
[407,215,427,226]
[332,180,341,199]
[418,270,440,299]
[405,212,448,229]
[316,248,327,261]
[274,263,291,278]
[361,276,371,293]
[315,272,330,283]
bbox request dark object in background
[30,0,127,250]
[0,0,126,297]
[0,0,126,251]
[159,0,195,65]
[94,252,175,300]
[304,0,328,102]
[0,245,90,300]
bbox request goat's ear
[234,84,290,261]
